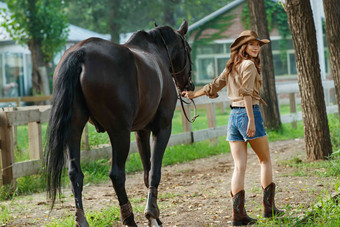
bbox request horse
[45,20,194,227]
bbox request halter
[159,31,199,123]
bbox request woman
[182,30,283,226]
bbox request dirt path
[1,138,337,226]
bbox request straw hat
[230,30,270,52]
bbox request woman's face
[245,40,260,58]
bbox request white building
[0,2,110,100]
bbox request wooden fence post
[28,122,42,160]
[181,105,192,133]
[330,88,336,105]
[289,92,297,128]
[0,111,15,185]
[206,103,217,145]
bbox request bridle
[159,30,199,123]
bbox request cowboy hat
[230,30,270,52]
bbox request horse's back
[72,38,174,131]
[76,38,139,131]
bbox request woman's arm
[244,96,255,137]
[182,68,228,99]
[181,88,205,99]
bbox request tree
[285,0,332,160]
[0,0,68,96]
[247,0,281,130]
[108,0,122,43]
[66,0,230,39]
[323,0,340,115]
[162,0,180,26]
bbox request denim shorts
[226,105,267,142]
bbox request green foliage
[328,114,340,151]
[65,0,231,35]
[190,14,234,67]
[241,0,290,64]
[0,204,12,225]
[0,0,69,62]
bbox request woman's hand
[181,90,195,99]
[247,119,256,137]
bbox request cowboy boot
[262,182,284,218]
[231,190,257,226]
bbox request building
[187,0,329,85]
[0,2,110,100]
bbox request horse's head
[157,20,195,92]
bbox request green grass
[278,149,340,178]
[45,204,145,227]
[0,204,12,226]
[253,184,340,227]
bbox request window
[217,57,229,74]
[4,52,24,97]
[273,54,288,76]
[0,54,3,97]
[325,50,330,74]
[289,53,297,75]
[197,58,216,81]
[271,40,280,51]
[196,44,224,55]
[25,54,32,96]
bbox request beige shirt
[203,60,263,107]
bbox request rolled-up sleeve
[239,62,257,97]
[203,69,227,98]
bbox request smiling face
[245,40,260,58]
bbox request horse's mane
[125,26,177,48]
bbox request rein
[159,31,199,123]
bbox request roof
[187,0,290,33]
[0,2,110,42]
[67,24,110,42]
[188,0,245,32]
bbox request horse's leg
[67,95,89,227]
[145,124,172,227]
[108,130,137,227]
[135,130,151,188]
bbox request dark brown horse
[45,20,194,226]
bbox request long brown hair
[225,42,261,76]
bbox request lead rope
[159,32,199,123]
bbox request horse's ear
[154,21,158,27]
[178,19,188,36]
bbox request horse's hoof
[120,201,137,227]
[75,208,89,227]
[146,215,162,227]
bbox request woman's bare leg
[248,136,272,188]
[229,141,248,195]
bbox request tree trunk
[162,0,180,26]
[286,0,332,160]
[28,40,50,96]
[247,0,281,130]
[323,0,340,115]
[109,0,122,43]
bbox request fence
[0,95,52,107]
[0,81,337,186]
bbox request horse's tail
[45,49,85,209]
